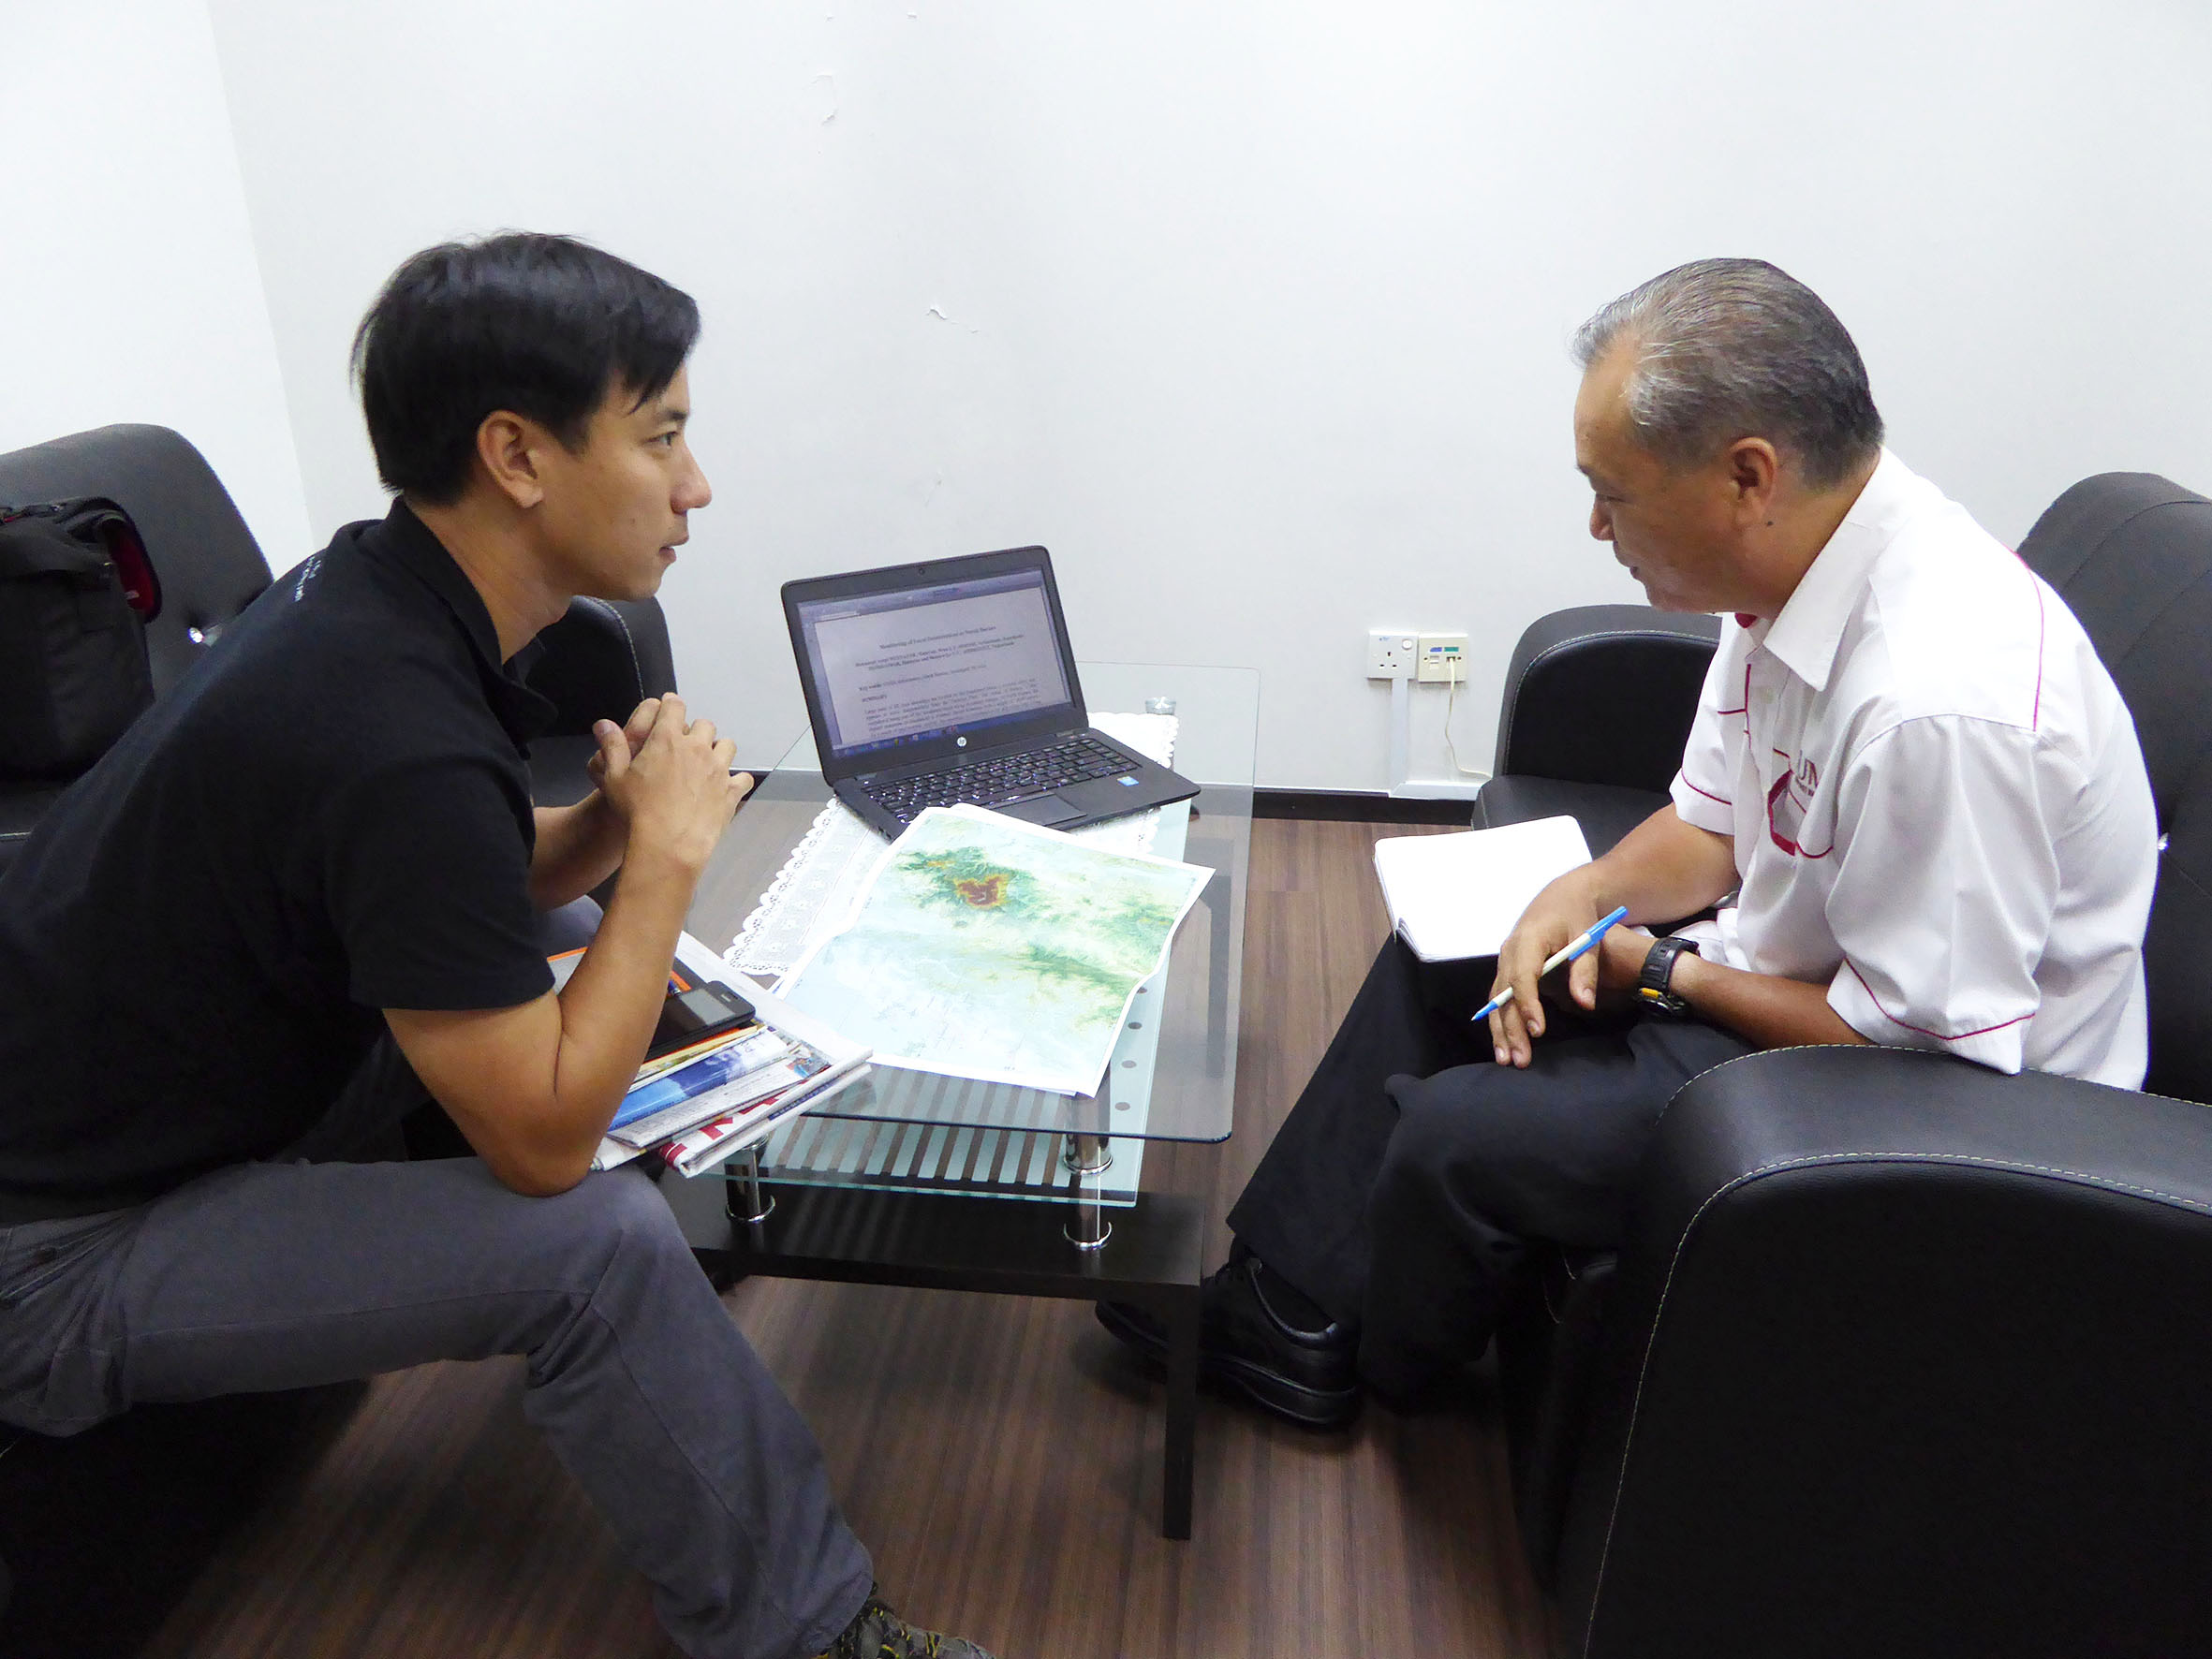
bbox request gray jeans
[0,903,871,1659]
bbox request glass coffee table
[659,664,1256,1539]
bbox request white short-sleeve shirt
[1669,449,2158,1088]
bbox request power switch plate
[1367,629,1417,681]
[1416,632,1469,683]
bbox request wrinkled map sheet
[724,712,1177,981]
[774,803,1209,1095]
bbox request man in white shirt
[1098,257,2159,1427]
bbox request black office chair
[1479,475,2212,1657]
[523,593,681,804]
[0,423,679,1652]
[1470,602,1720,855]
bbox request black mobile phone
[647,980,756,1060]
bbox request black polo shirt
[0,502,557,1221]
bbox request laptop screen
[793,565,1074,761]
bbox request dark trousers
[1227,934,1749,1399]
[0,901,871,1659]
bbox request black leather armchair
[1480,477,2212,1657]
[0,425,271,878]
[0,424,678,1653]
[1471,602,1721,856]
[524,593,681,804]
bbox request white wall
[202,0,2212,787]
[0,0,309,574]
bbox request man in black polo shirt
[0,235,994,1659]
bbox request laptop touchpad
[1000,793,1079,826]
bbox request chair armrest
[0,1384,364,1654]
[1492,605,1719,793]
[0,780,66,883]
[525,596,678,736]
[1469,775,1670,859]
[1556,1045,2212,1657]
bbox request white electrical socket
[1367,629,1417,680]
[1416,632,1469,684]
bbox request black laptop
[781,546,1200,839]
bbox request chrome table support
[726,1144,775,1225]
[1065,1132,1113,1250]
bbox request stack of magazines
[584,936,872,1178]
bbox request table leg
[1064,1132,1113,1250]
[725,1145,775,1225]
[664,1174,1211,1538]
[1203,867,1231,1076]
[1162,1283,1200,1540]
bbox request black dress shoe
[1096,1248,1361,1430]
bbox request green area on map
[779,808,1206,1092]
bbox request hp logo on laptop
[955,735,967,748]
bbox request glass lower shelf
[732,1112,1145,1209]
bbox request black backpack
[0,497,162,778]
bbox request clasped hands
[588,695,755,872]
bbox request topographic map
[776,805,1210,1094]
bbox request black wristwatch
[1637,935,1697,1018]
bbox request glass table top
[683,663,1256,1145]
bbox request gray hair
[1572,257,1883,489]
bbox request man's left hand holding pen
[1484,897,1652,1067]
[1485,805,1744,1066]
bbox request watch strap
[1637,934,1696,1017]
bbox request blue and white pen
[1468,905,1631,1026]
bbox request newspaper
[589,936,870,1175]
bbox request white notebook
[1372,815,1593,962]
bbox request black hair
[350,232,700,504]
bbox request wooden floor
[140,818,1556,1659]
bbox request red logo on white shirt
[1766,759,1833,858]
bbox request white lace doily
[724,712,1178,982]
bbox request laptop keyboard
[863,736,1135,825]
